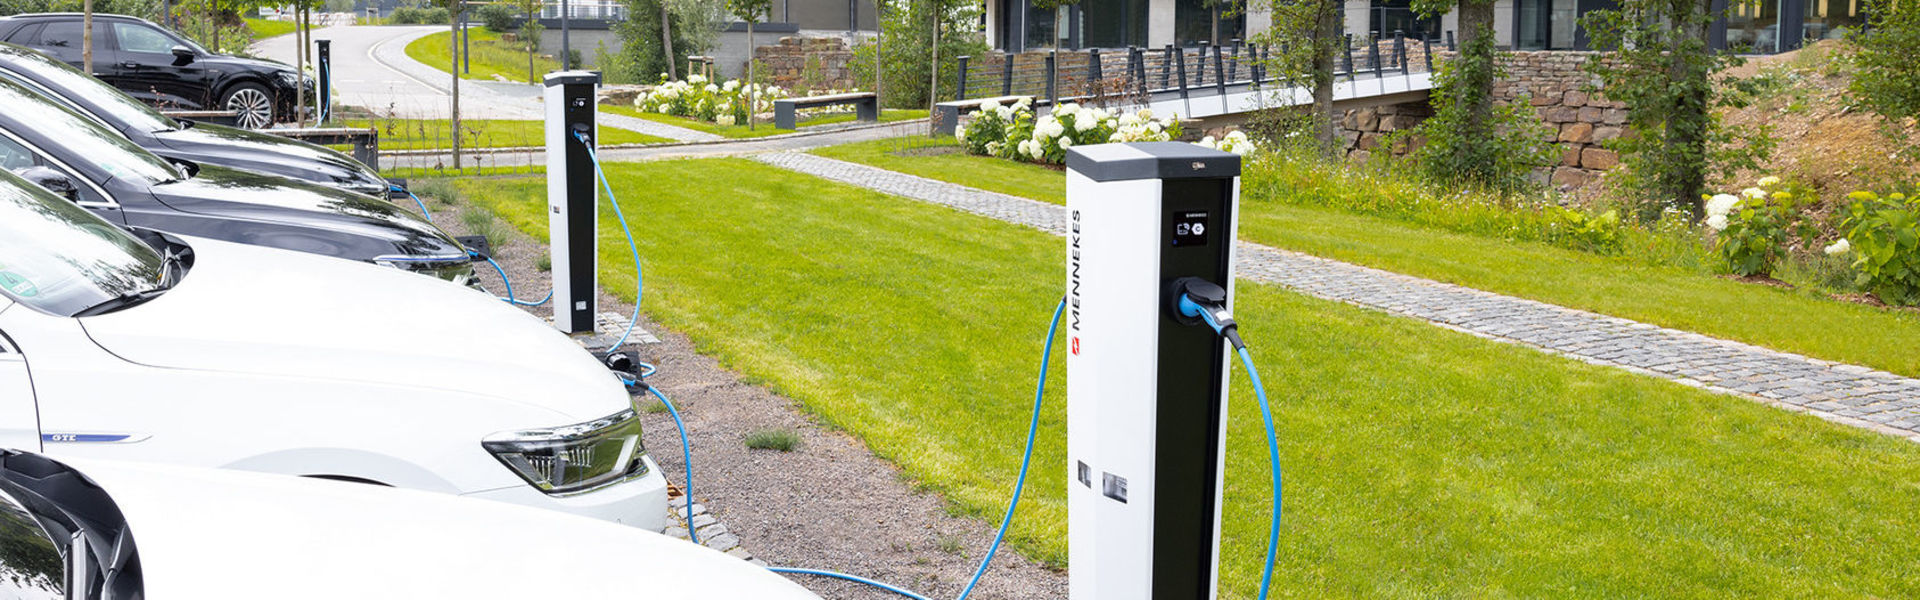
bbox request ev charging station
[1064,142,1242,600]
[546,70,600,335]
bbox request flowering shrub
[1833,190,1920,306]
[1705,176,1817,277]
[959,100,1181,165]
[634,75,790,126]
[1195,131,1259,155]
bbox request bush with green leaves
[1835,190,1920,306]
[848,0,988,110]
[390,5,449,24]
[475,3,518,32]
[1397,25,1557,194]
[1850,0,1920,155]
[959,100,1181,164]
[1705,177,1819,277]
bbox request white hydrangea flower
[1056,103,1078,117]
[1824,239,1851,255]
[1196,135,1218,149]
[1147,121,1163,133]
[979,99,1000,112]
[716,114,736,126]
[689,74,707,84]
[985,141,1002,155]
[1118,114,1141,128]
[1075,117,1098,132]
[1758,176,1781,187]
[724,80,740,92]
[1139,108,1153,120]
[706,84,720,93]
[1060,137,1074,148]
[1705,194,1739,218]
[1706,214,1729,231]
[1741,187,1767,200]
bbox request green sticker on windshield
[0,271,37,297]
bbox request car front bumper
[459,455,670,532]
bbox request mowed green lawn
[811,140,1920,377]
[244,18,298,39]
[601,105,927,139]
[406,28,558,84]
[443,159,1920,598]
[334,118,667,150]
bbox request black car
[0,76,475,284]
[0,13,311,129]
[0,42,388,197]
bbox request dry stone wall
[752,37,860,93]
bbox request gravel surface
[417,189,1070,600]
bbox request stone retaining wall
[752,36,860,93]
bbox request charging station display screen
[1171,211,1210,247]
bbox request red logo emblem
[1071,337,1080,355]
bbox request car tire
[221,82,276,129]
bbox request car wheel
[222,82,276,129]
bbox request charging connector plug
[1173,278,1245,350]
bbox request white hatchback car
[0,167,669,530]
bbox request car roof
[0,13,150,23]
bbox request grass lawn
[809,140,1920,377]
[441,159,1920,598]
[335,118,667,150]
[811,137,1066,204]
[244,18,298,39]
[405,28,557,84]
[601,105,927,139]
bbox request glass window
[36,21,81,48]
[1174,0,1244,46]
[1025,3,1062,49]
[1724,0,1780,52]
[0,168,165,317]
[0,135,34,171]
[3,23,42,44]
[111,22,175,54]
[1368,0,1440,41]
[1083,0,1149,47]
[1803,0,1866,43]
[0,79,180,185]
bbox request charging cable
[573,131,646,352]
[1176,279,1283,600]
[392,184,432,219]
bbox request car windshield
[0,168,166,317]
[0,77,180,185]
[0,43,176,133]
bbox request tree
[516,0,544,84]
[1396,0,1555,192]
[727,0,768,128]
[1851,0,1920,154]
[609,0,719,83]
[429,0,466,168]
[1251,0,1343,155]
[850,0,986,110]
[1583,0,1771,220]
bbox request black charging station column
[315,39,331,124]
[1063,142,1241,600]
[545,71,599,335]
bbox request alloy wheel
[226,88,274,129]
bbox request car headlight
[373,253,478,286]
[276,71,299,86]
[483,409,651,495]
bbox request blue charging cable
[1180,291,1283,600]
[393,184,432,219]
[573,131,645,352]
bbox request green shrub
[1546,207,1624,254]
[743,428,800,452]
[390,6,450,24]
[1839,190,1920,306]
[1707,178,1819,277]
[476,3,519,32]
[1850,0,1920,155]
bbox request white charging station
[546,70,600,335]
[1064,142,1242,600]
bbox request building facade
[982,0,1868,54]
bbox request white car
[0,167,669,530]
[0,451,818,599]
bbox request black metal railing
[952,30,1448,106]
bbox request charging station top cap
[1065,141,1241,182]
[543,71,601,87]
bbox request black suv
[0,13,311,128]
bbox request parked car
[0,167,669,531]
[0,75,474,284]
[0,13,312,129]
[0,451,818,599]
[0,42,388,197]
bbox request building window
[1084,0,1150,48]
[1724,0,1781,52]
[1174,0,1246,46]
[1025,2,1063,49]
[1368,0,1440,41]
[1515,0,1579,49]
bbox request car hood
[76,236,628,422]
[205,54,296,75]
[151,123,384,191]
[148,163,460,259]
[65,457,820,600]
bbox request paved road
[753,151,1920,443]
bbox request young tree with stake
[728,0,768,129]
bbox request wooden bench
[260,127,382,171]
[930,95,1032,138]
[160,109,241,128]
[772,92,878,130]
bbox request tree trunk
[1310,0,1340,156]
[662,0,677,79]
[1457,0,1496,139]
[1665,0,1712,217]
[874,2,883,107]
[927,0,938,112]
[82,0,93,73]
[296,6,307,127]
[451,9,462,169]
[746,20,755,130]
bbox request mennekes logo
[1069,210,1083,355]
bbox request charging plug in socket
[457,236,492,261]
[1169,277,1228,326]
[598,350,642,377]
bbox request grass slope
[446,160,1920,598]
[809,140,1920,377]
[602,105,928,139]
[336,118,666,150]
[405,28,557,84]
[244,18,298,40]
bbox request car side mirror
[12,166,80,203]
[170,45,194,66]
